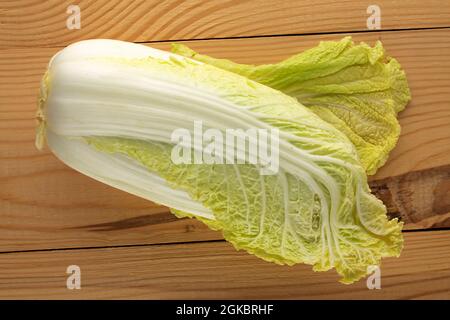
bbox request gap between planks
[2,0,450,48]
[138,25,450,45]
[3,25,450,50]
[0,230,448,299]
[0,226,448,256]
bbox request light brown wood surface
[1,0,450,48]
[372,165,450,229]
[0,230,449,299]
[0,0,449,299]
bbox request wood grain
[1,29,449,253]
[0,162,446,253]
[1,0,450,48]
[372,165,450,228]
[0,230,448,299]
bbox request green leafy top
[172,37,411,174]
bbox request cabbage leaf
[172,37,411,174]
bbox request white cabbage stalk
[37,40,214,219]
[36,39,403,284]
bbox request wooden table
[0,0,449,299]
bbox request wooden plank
[0,230,448,299]
[372,165,450,229]
[0,0,450,48]
[369,165,450,230]
[0,163,447,253]
[1,29,449,253]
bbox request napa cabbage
[36,39,404,284]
